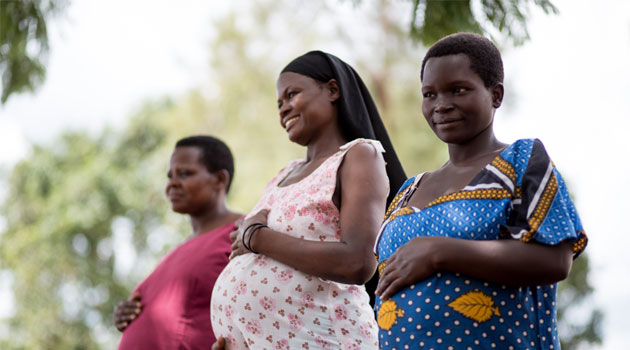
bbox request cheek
[421,103,432,122]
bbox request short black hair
[175,135,235,192]
[421,32,504,88]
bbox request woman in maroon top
[115,135,242,349]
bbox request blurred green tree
[0,0,67,104]
[558,252,603,349]
[0,0,600,349]
[0,0,556,105]
[352,0,558,46]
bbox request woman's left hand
[229,209,269,260]
[375,236,441,300]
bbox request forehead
[276,72,319,92]
[170,146,204,166]
[422,54,482,86]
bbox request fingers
[375,269,394,298]
[375,255,397,294]
[129,292,141,302]
[115,321,128,332]
[114,297,143,331]
[117,299,142,314]
[375,255,401,298]
[229,244,248,260]
[212,336,226,350]
[253,209,270,224]
[379,275,407,301]
[229,229,239,243]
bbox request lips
[283,115,300,131]
[167,192,185,201]
[433,117,463,125]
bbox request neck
[189,200,238,236]
[446,125,505,166]
[305,123,347,162]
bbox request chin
[170,204,189,214]
[287,133,309,146]
[436,132,469,145]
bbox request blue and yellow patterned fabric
[374,139,587,350]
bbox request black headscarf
[281,50,407,207]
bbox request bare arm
[376,236,574,300]
[241,144,388,285]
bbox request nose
[165,176,179,194]
[434,95,453,114]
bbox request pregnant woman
[210,50,406,349]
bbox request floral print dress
[211,139,382,350]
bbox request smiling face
[165,146,222,216]
[276,72,339,146]
[421,54,503,145]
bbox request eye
[287,91,297,99]
[167,171,172,179]
[453,87,468,94]
[177,170,193,178]
[422,91,435,98]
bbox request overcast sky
[0,0,628,348]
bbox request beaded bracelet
[242,223,264,252]
[247,224,268,254]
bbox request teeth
[285,117,299,130]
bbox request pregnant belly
[210,253,337,328]
[212,253,323,307]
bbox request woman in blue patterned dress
[373,33,588,350]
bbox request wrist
[429,236,448,272]
[243,223,263,252]
[249,226,268,253]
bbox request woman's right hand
[229,209,269,260]
[114,292,142,332]
[211,336,226,350]
[375,236,440,300]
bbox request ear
[325,79,341,103]
[212,169,230,193]
[491,83,504,108]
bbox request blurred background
[0,0,627,348]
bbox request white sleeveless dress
[211,139,382,349]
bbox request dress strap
[400,173,425,208]
[271,159,304,186]
[338,138,385,155]
[373,173,424,255]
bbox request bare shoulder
[342,142,385,169]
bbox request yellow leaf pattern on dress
[377,300,404,330]
[448,290,501,322]
[377,261,386,276]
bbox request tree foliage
[0,0,67,104]
[352,0,558,46]
[558,253,603,349]
[0,0,600,349]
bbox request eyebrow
[277,85,289,98]
[277,84,296,104]
[422,79,473,89]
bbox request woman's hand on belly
[376,236,575,300]
[211,336,226,350]
[229,210,269,260]
[375,237,441,300]
[114,292,142,332]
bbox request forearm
[250,227,376,285]
[433,237,573,286]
